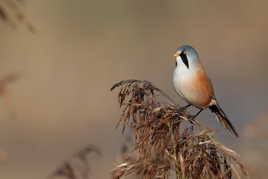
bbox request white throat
[172,56,200,97]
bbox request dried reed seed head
[0,0,35,32]
[112,80,249,179]
[50,145,101,179]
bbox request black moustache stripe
[180,52,189,68]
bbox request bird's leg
[179,104,192,111]
[191,108,203,120]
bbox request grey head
[174,45,201,69]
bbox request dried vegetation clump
[111,80,248,179]
[0,0,34,32]
[50,145,101,179]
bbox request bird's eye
[180,51,189,68]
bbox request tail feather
[209,102,239,137]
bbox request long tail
[209,101,239,137]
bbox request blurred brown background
[0,0,267,178]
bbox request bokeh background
[0,0,267,178]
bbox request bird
[172,45,238,137]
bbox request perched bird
[173,45,238,137]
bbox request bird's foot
[190,109,203,121]
[178,104,192,112]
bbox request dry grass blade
[0,73,20,120]
[51,163,76,179]
[50,145,101,179]
[111,79,249,179]
[0,0,35,32]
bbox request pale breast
[174,67,214,108]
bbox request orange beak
[174,52,180,57]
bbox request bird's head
[174,45,200,69]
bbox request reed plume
[111,79,248,179]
